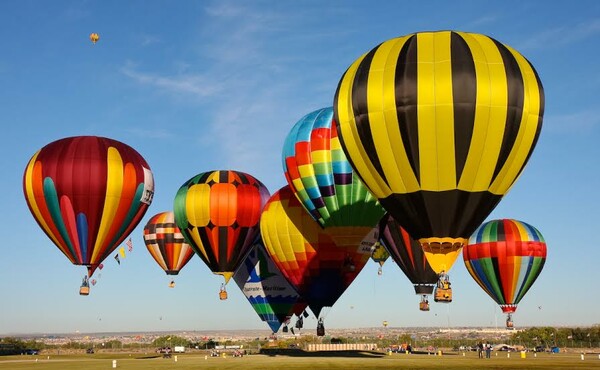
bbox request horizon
[2,1,600,335]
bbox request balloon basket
[434,287,452,303]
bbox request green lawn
[1,350,599,370]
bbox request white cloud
[516,19,600,51]
[119,62,224,98]
[544,109,600,133]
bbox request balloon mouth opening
[420,237,466,253]
[500,305,517,313]
[216,271,234,284]
[165,271,180,275]
[414,285,435,295]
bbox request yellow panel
[417,32,457,191]
[434,32,456,191]
[490,45,542,194]
[336,53,391,198]
[297,163,315,180]
[456,33,508,191]
[185,183,211,227]
[24,153,64,250]
[311,149,330,164]
[423,249,461,275]
[189,225,210,261]
[92,148,123,261]
[367,35,420,194]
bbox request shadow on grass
[259,348,385,358]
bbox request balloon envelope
[334,30,544,274]
[143,211,195,276]
[173,170,270,283]
[233,236,307,333]
[23,136,154,276]
[283,107,385,247]
[260,186,370,317]
[463,219,547,313]
[379,214,438,295]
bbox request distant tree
[151,335,189,348]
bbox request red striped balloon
[143,211,195,276]
[23,136,154,277]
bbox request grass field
[1,350,600,370]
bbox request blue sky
[1,0,599,335]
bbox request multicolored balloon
[334,31,544,278]
[379,214,438,309]
[260,186,370,318]
[23,136,154,279]
[357,227,389,275]
[233,236,307,333]
[283,107,385,247]
[143,211,195,277]
[463,219,547,326]
[173,170,270,290]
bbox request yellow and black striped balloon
[334,31,544,272]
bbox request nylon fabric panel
[454,33,508,192]
[335,55,391,198]
[416,32,457,191]
[450,33,477,186]
[367,35,419,194]
[92,160,135,262]
[489,45,544,194]
[379,214,438,287]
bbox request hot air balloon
[173,170,270,300]
[283,107,385,248]
[358,227,389,275]
[143,211,196,288]
[379,214,439,310]
[23,136,154,295]
[370,241,390,276]
[89,33,99,44]
[334,31,544,299]
[260,186,371,336]
[463,219,547,329]
[233,236,307,333]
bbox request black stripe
[450,32,477,180]
[395,35,420,182]
[380,214,438,285]
[219,170,228,184]
[491,39,525,182]
[491,257,505,303]
[237,170,251,185]
[218,226,228,269]
[513,58,544,181]
[350,45,388,186]
[188,226,212,266]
